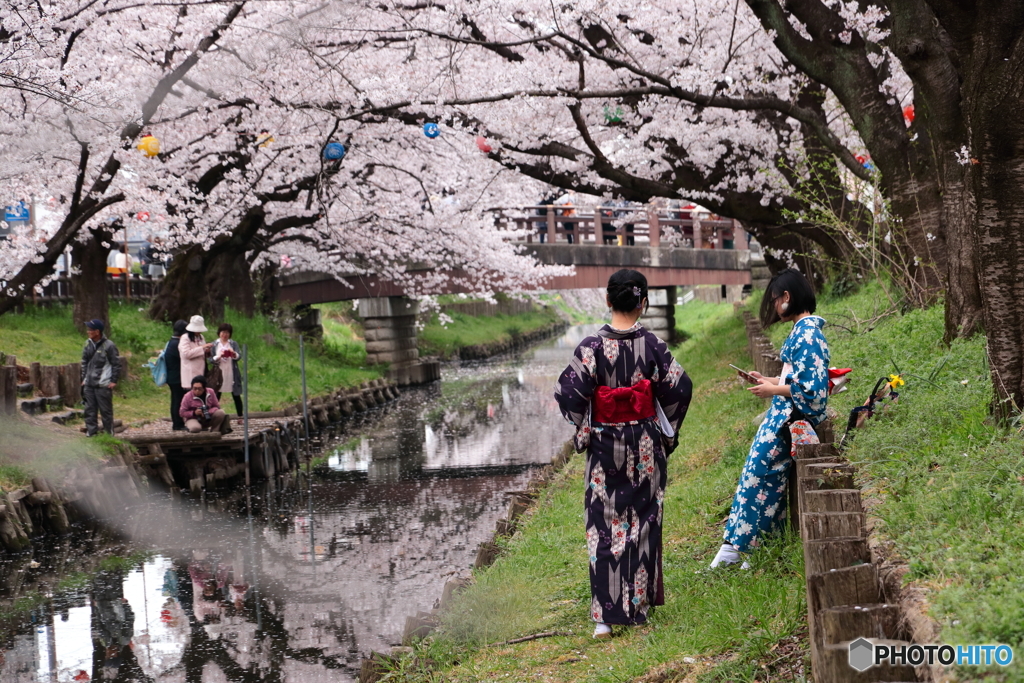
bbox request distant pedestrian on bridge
[710,268,830,569]
[81,319,120,437]
[555,269,693,639]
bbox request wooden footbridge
[121,379,400,492]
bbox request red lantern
[903,104,915,125]
[475,136,492,154]
[136,211,150,222]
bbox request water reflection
[0,324,598,682]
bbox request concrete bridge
[276,205,753,385]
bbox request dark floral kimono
[555,322,692,625]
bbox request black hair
[607,269,649,314]
[191,375,208,388]
[759,268,816,327]
[218,323,233,336]
[187,331,203,343]
[172,320,187,336]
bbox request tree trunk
[71,230,110,332]
[940,164,984,341]
[963,32,1024,415]
[149,243,256,323]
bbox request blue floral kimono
[555,323,692,625]
[724,315,830,552]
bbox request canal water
[0,325,597,683]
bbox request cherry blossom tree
[0,0,567,326]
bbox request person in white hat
[178,315,213,405]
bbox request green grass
[0,303,379,424]
[777,281,1024,680]
[538,292,607,325]
[418,305,563,359]
[0,417,107,490]
[399,302,808,682]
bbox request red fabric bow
[594,379,656,424]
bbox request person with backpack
[710,268,830,569]
[166,320,187,430]
[81,319,120,436]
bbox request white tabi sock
[593,623,612,639]
[709,543,742,569]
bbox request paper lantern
[136,211,150,222]
[323,142,346,160]
[475,136,492,153]
[603,105,624,123]
[424,123,440,138]
[902,104,915,125]
[257,131,275,148]
[137,135,160,157]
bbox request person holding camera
[211,323,244,417]
[179,375,232,434]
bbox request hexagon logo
[849,637,875,672]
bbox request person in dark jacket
[81,319,120,436]
[166,320,187,430]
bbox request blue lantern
[424,123,440,138]
[323,142,346,160]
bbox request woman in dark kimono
[555,269,693,639]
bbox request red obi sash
[594,379,656,424]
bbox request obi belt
[593,379,656,424]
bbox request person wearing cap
[81,319,120,436]
[179,375,231,434]
[179,315,213,396]
[166,320,188,430]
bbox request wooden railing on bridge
[502,205,747,250]
[8,275,163,307]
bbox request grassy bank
[765,282,1024,680]
[0,304,378,425]
[417,303,563,359]
[399,302,807,682]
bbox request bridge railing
[500,206,747,249]
[3,275,163,307]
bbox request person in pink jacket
[178,315,213,389]
[179,375,231,434]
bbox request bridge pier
[644,287,677,343]
[358,297,441,386]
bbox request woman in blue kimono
[555,269,693,639]
[711,268,830,569]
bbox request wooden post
[692,219,702,249]
[571,215,580,244]
[40,366,60,398]
[648,207,660,247]
[546,206,557,243]
[594,209,603,245]
[29,362,41,393]
[733,220,748,250]
[0,366,16,416]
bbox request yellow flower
[888,374,905,389]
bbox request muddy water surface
[0,325,596,682]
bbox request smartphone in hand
[728,364,760,385]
